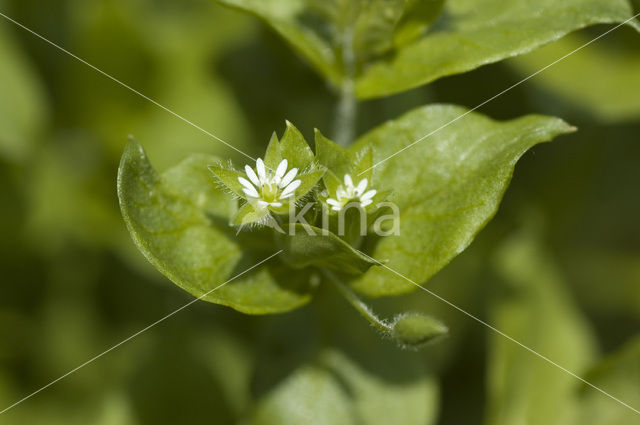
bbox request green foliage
[251,348,438,425]
[486,227,597,425]
[215,0,638,98]
[3,0,640,423]
[349,105,574,296]
[248,292,441,425]
[118,140,313,314]
[277,224,377,274]
[578,337,640,425]
[510,30,640,123]
[119,106,571,312]
[0,26,48,162]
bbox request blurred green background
[0,0,639,424]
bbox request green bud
[391,313,448,349]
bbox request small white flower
[325,174,377,211]
[238,158,301,209]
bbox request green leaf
[250,293,440,425]
[485,228,597,425]
[278,224,377,274]
[347,0,409,60]
[251,348,438,425]
[509,30,640,123]
[118,139,312,314]
[393,0,445,46]
[216,0,636,98]
[578,336,640,425]
[0,26,48,162]
[217,0,343,87]
[348,104,574,296]
[356,0,638,97]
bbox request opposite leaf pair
[216,0,639,98]
[118,104,573,317]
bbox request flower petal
[256,158,266,182]
[280,179,301,197]
[257,200,269,207]
[245,165,260,186]
[326,198,340,206]
[275,159,288,181]
[361,199,373,207]
[279,168,298,188]
[360,189,377,201]
[238,176,256,191]
[355,178,368,196]
[344,174,353,188]
[242,186,260,198]
[269,202,283,207]
[336,187,347,199]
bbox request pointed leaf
[232,202,269,226]
[349,104,574,296]
[217,0,342,86]
[356,0,637,97]
[118,140,312,314]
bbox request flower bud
[391,313,448,349]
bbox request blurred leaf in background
[0,0,639,424]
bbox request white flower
[326,174,377,211]
[237,158,301,209]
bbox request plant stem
[333,27,357,146]
[323,270,391,333]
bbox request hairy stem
[333,27,357,146]
[324,270,391,333]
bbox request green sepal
[322,170,342,198]
[352,146,373,182]
[293,168,326,202]
[391,313,448,349]
[207,164,245,198]
[314,129,352,177]
[231,202,270,226]
[280,121,315,170]
[263,132,282,169]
